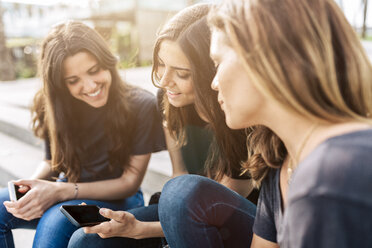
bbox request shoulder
[253,168,281,243]
[261,168,280,194]
[258,168,281,214]
[128,87,157,108]
[290,129,372,205]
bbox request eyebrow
[64,63,99,80]
[158,57,190,72]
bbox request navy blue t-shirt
[253,168,282,243]
[280,129,372,247]
[45,87,166,182]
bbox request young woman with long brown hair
[0,21,165,248]
[207,0,371,247]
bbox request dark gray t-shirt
[45,88,166,182]
[280,129,372,248]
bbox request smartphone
[60,205,110,227]
[8,181,26,201]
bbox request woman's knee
[68,228,96,248]
[159,175,217,219]
[161,175,209,205]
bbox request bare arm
[219,175,254,198]
[30,160,58,180]
[4,153,151,220]
[251,234,279,248]
[58,153,151,201]
[164,127,188,178]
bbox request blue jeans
[158,175,256,248]
[0,188,144,248]
[68,204,163,248]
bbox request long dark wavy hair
[152,4,249,181]
[32,21,135,182]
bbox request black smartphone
[8,181,26,201]
[60,205,110,227]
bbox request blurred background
[0,0,370,81]
[0,0,218,80]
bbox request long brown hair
[209,0,372,186]
[32,21,136,182]
[152,4,249,180]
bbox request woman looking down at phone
[68,4,257,248]
[206,0,372,247]
[0,21,165,248]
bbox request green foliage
[15,60,37,79]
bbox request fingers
[99,208,127,222]
[83,222,109,234]
[18,185,30,194]
[14,179,33,187]
[3,200,42,221]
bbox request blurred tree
[0,3,16,81]
[361,0,368,38]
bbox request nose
[83,77,97,92]
[158,69,174,88]
[211,75,219,91]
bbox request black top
[254,129,372,247]
[45,88,166,182]
[156,89,249,179]
[253,168,282,243]
[280,129,372,248]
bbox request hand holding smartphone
[60,205,110,227]
[8,181,26,201]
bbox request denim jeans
[0,187,144,248]
[158,175,256,248]
[68,204,163,248]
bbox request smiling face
[156,40,195,107]
[210,30,265,129]
[63,51,112,108]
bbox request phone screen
[61,205,109,226]
[14,185,25,200]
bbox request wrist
[55,182,76,201]
[133,221,164,239]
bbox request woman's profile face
[210,30,265,129]
[63,51,112,108]
[156,40,195,108]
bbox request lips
[166,90,181,98]
[85,85,103,97]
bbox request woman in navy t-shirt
[0,21,165,248]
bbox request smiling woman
[63,52,112,108]
[0,21,166,248]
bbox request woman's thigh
[159,175,256,248]
[33,190,144,248]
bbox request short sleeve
[282,195,372,248]
[131,90,166,155]
[253,171,278,243]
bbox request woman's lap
[158,175,256,248]
[0,188,144,248]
